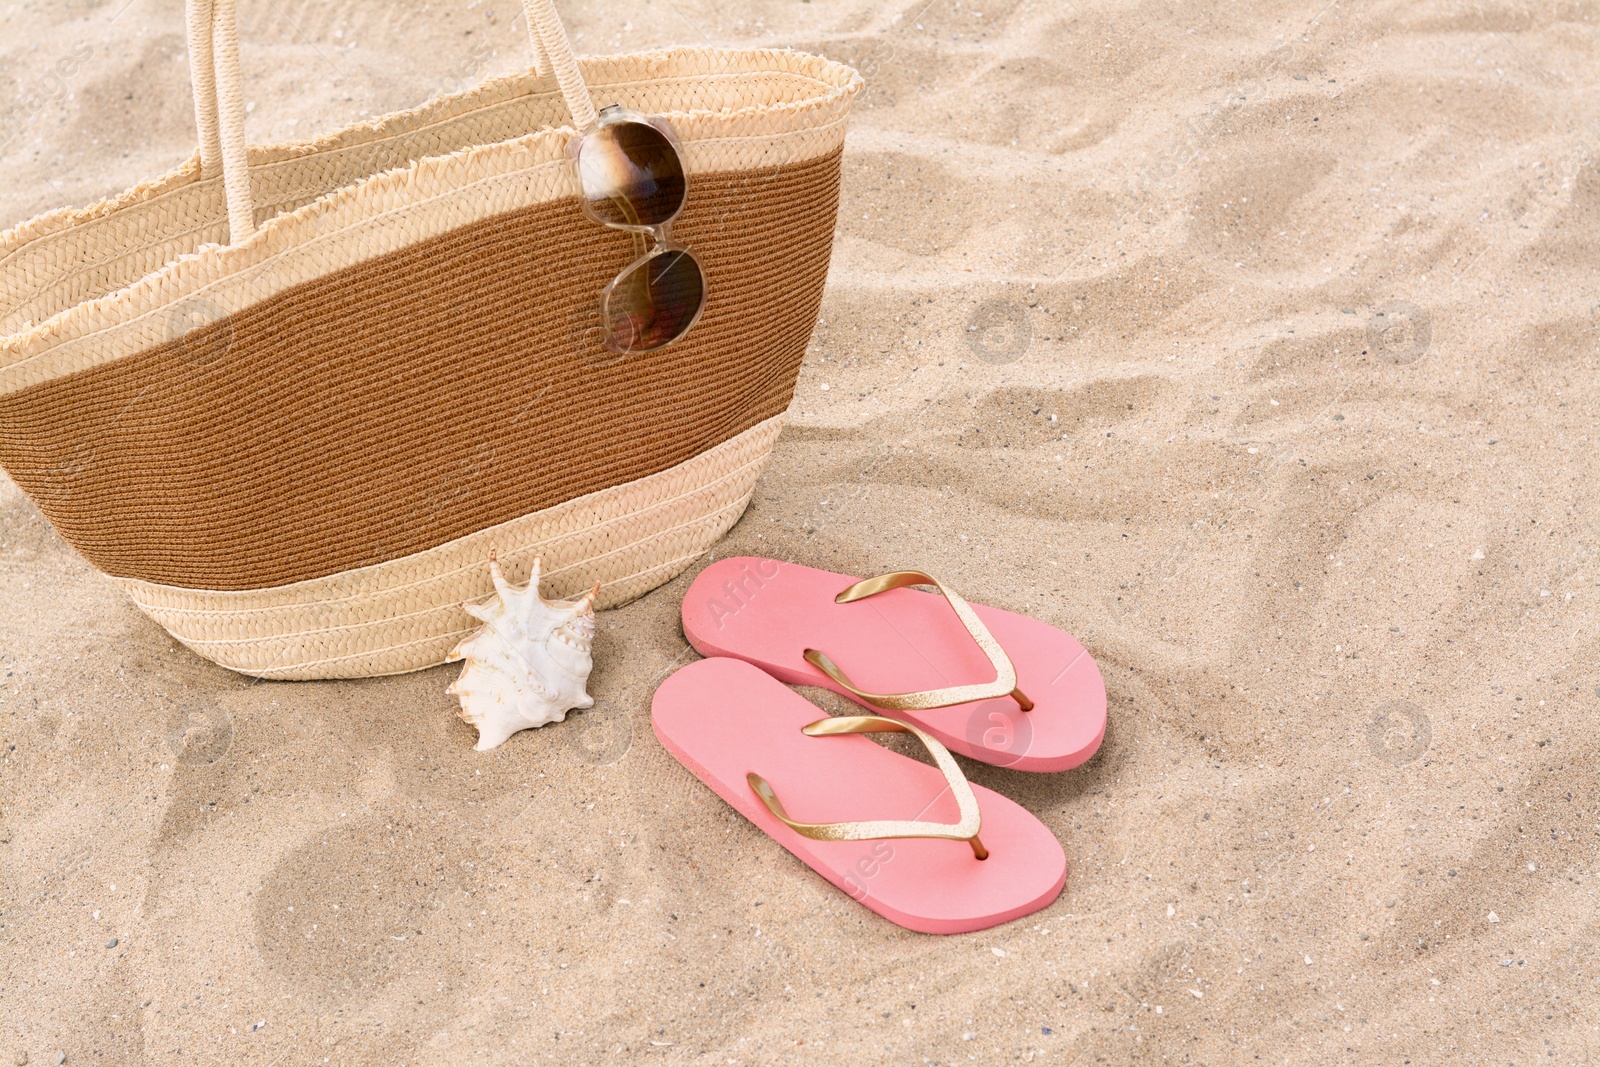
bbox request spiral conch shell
[446,554,599,751]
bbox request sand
[3,0,1599,1062]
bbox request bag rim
[0,46,859,264]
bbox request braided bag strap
[184,0,599,246]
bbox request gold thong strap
[747,715,988,860]
[802,570,1033,713]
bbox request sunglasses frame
[569,105,708,355]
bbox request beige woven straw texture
[0,0,860,679]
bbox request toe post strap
[748,714,989,860]
[803,570,1033,713]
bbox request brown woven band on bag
[0,149,840,591]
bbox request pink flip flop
[681,558,1106,772]
[652,657,1066,934]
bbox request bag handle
[185,0,223,175]
[185,0,598,246]
[518,0,598,131]
[184,0,254,246]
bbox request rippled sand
[3,1,1597,1063]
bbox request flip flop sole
[682,557,1106,772]
[652,658,1067,934]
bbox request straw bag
[0,0,858,679]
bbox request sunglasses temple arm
[609,193,643,229]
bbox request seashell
[446,553,599,751]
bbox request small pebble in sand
[16,1051,28,1066]
[106,938,118,949]
[1488,911,1500,923]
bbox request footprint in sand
[254,809,493,997]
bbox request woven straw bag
[0,0,858,680]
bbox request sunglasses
[571,105,707,354]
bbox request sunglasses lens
[578,121,686,229]
[602,248,705,353]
